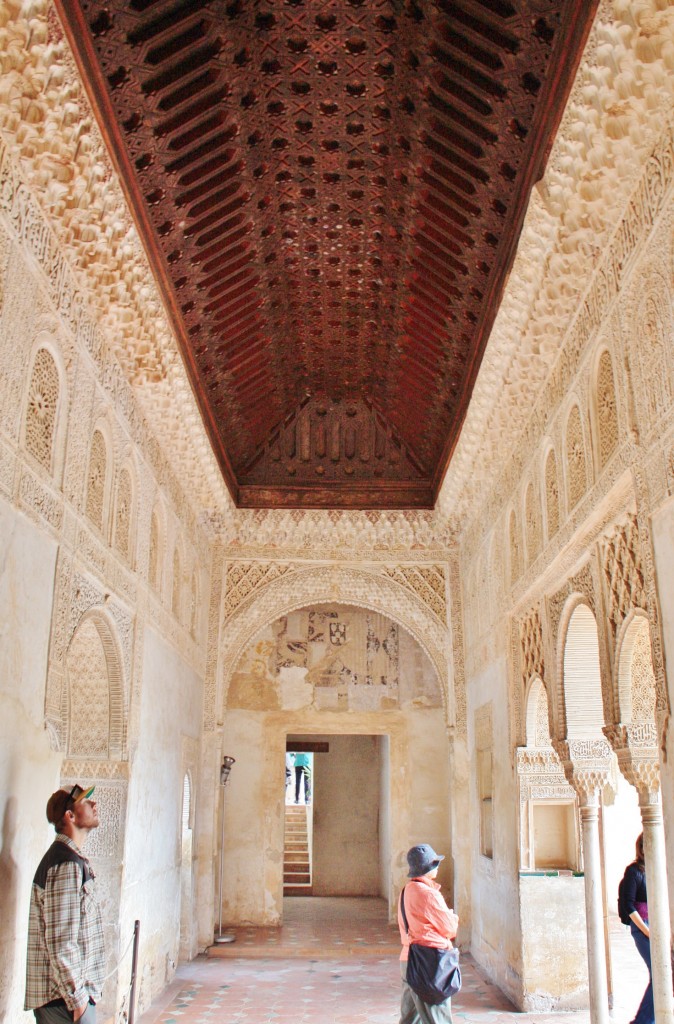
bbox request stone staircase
[283,804,312,895]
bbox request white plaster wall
[648,496,674,929]
[0,497,61,1023]
[467,653,523,1004]
[312,734,380,896]
[379,735,391,902]
[520,875,588,1010]
[120,627,203,1015]
[404,710,454,895]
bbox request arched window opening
[25,347,60,474]
[525,677,552,748]
[519,677,578,872]
[65,613,124,761]
[563,604,604,738]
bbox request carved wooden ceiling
[57,0,598,509]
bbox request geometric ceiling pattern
[58,0,598,508]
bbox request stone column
[578,788,610,1024]
[641,799,674,1024]
[555,739,613,1024]
[608,731,674,1024]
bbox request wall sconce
[220,755,235,786]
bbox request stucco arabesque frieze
[222,557,449,627]
[0,4,232,526]
[437,1,674,533]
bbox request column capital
[603,723,661,804]
[551,738,614,802]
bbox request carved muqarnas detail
[520,608,544,691]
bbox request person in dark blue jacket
[622,833,653,1024]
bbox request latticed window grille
[545,449,560,539]
[596,350,619,471]
[25,348,59,472]
[566,405,587,510]
[525,483,541,566]
[172,546,182,621]
[86,430,107,531]
[508,509,521,588]
[114,468,132,560]
[149,509,160,591]
[190,571,198,637]
[67,618,110,759]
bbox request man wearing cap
[398,843,459,1024]
[25,784,105,1023]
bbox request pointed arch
[561,602,604,739]
[65,608,125,760]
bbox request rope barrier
[100,927,136,984]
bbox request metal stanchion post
[128,920,140,1024]
[215,756,236,944]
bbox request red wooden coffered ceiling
[58,0,598,509]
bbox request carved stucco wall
[0,97,215,1021]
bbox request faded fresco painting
[227,604,440,712]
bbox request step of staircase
[283,804,311,895]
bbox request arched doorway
[217,601,450,928]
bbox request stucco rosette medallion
[603,723,660,804]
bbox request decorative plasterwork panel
[223,559,447,627]
[215,565,451,730]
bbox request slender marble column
[580,795,610,1024]
[641,800,674,1024]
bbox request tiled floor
[138,899,648,1024]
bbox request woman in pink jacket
[398,844,459,1024]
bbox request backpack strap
[400,885,410,934]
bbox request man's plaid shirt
[25,834,105,1013]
